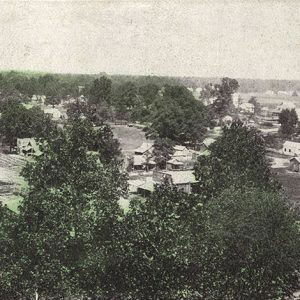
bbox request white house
[44,107,63,121]
[282,141,300,156]
[240,102,254,114]
[17,138,42,156]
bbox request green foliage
[194,121,280,199]
[138,83,159,107]
[148,85,209,144]
[197,187,300,299]
[0,119,128,298]
[279,108,298,136]
[152,137,175,169]
[116,185,203,299]
[212,77,239,116]
[248,96,261,114]
[0,100,55,149]
[89,76,112,105]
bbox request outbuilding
[289,157,300,172]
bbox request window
[289,149,291,152]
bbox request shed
[289,157,300,172]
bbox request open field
[111,124,150,154]
[0,153,26,209]
[273,168,300,212]
[239,92,300,108]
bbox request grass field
[239,92,300,108]
[0,153,26,211]
[111,125,150,154]
[273,168,300,213]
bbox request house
[198,138,216,152]
[172,145,193,161]
[17,138,42,156]
[222,115,233,126]
[240,102,254,114]
[129,155,156,171]
[232,93,240,108]
[282,141,300,156]
[265,90,275,96]
[166,158,184,170]
[136,170,198,195]
[276,101,296,111]
[289,157,300,172]
[44,107,63,121]
[134,142,154,155]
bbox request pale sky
[0,0,299,80]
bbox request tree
[152,137,175,169]
[194,121,280,200]
[248,96,261,115]
[148,85,209,145]
[89,76,112,105]
[195,187,300,299]
[115,185,202,299]
[279,108,298,136]
[0,119,127,298]
[114,81,138,111]
[45,95,61,107]
[138,83,159,107]
[212,77,239,116]
[0,101,55,150]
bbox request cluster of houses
[127,139,215,195]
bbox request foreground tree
[0,119,127,298]
[195,187,300,299]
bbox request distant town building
[136,170,198,195]
[282,141,300,156]
[17,138,42,156]
[289,157,300,172]
[240,102,254,114]
[44,107,63,121]
[134,142,154,156]
[265,90,275,96]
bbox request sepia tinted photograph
[0,0,300,299]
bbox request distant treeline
[1,70,300,94]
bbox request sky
[0,0,299,80]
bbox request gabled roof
[283,141,300,148]
[173,145,187,151]
[290,157,300,163]
[202,138,216,147]
[134,142,154,154]
[133,155,156,166]
[167,158,184,165]
[17,138,42,155]
[173,148,191,157]
[162,170,198,185]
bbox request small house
[134,142,154,156]
[282,141,300,156]
[17,138,42,156]
[289,157,300,172]
[166,158,184,170]
[198,138,216,152]
[44,107,63,121]
[129,155,156,171]
[240,103,254,114]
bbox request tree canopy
[148,85,210,145]
[279,108,298,136]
